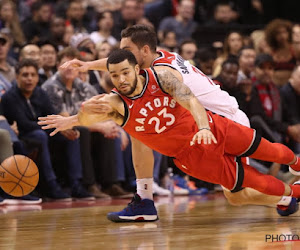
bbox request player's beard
[119,74,138,96]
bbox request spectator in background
[178,39,198,64]
[213,58,242,104]
[264,19,296,87]
[196,48,216,78]
[48,16,67,51]
[66,0,87,33]
[2,59,94,201]
[213,31,244,77]
[112,0,140,41]
[19,44,47,86]
[70,33,96,60]
[0,0,25,50]
[158,30,177,52]
[205,1,238,27]
[250,30,271,54]
[237,46,256,91]
[158,0,197,44]
[38,41,58,81]
[241,54,300,144]
[42,47,130,199]
[70,33,99,86]
[89,41,114,86]
[90,11,117,47]
[135,0,154,29]
[0,32,15,96]
[22,1,52,43]
[281,66,300,154]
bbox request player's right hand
[59,58,89,72]
[38,115,76,136]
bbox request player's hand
[119,128,129,151]
[59,58,89,72]
[81,94,113,115]
[38,115,76,136]
[190,128,217,146]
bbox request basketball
[0,155,39,197]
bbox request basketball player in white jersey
[61,25,297,220]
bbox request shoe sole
[4,199,42,205]
[107,214,159,222]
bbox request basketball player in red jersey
[40,50,300,222]
[60,25,297,219]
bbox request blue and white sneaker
[0,196,6,205]
[277,197,299,216]
[107,194,158,222]
[277,181,300,216]
[4,194,42,205]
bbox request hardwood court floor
[0,193,299,250]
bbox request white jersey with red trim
[152,50,249,126]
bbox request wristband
[199,127,210,131]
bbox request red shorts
[173,112,257,191]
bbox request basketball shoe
[277,181,300,216]
[107,194,158,222]
[277,198,299,216]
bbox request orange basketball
[0,155,39,197]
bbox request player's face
[17,66,39,94]
[120,37,144,67]
[109,59,139,96]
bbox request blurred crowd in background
[0,0,300,204]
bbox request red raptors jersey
[112,68,229,158]
[151,50,250,126]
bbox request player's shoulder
[153,65,182,81]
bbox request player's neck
[143,52,160,68]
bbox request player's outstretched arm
[155,66,217,145]
[59,57,108,72]
[38,94,124,135]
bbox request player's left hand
[81,94,113,115]
[190,129,217,146]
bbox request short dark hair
[222,57,239,69]
[107,49,138,70]
[178,39,197,54]
[16,59,39,75]
[57,47,80,63]
[238,46,255,59]
[121,24,157,53]
[37,40,58,52]
[31,1,49,13]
